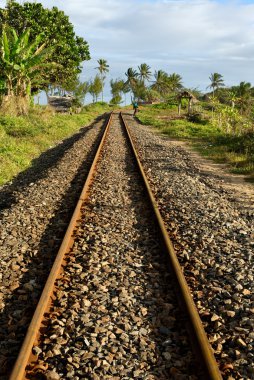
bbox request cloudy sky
[1,0,254,102]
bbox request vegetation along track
[10,112,221,380]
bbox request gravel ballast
[0,114,107,378]
[124,112,254,380]
[29,113,198,380]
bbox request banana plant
[1,26,54,99]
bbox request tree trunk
[188,98,192,114]
[178,99,181,115]
[7,76,14,97]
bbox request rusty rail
[10,112,113,380]
[120,112,222,380]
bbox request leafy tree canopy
[0,1,90,92]
[89,75,102,103]
[110,79,125,97]
[110,79,125,104]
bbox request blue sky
[1,0,254,103]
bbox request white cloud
[1,0,254,99]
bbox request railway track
[10,112,222,379]
[0,114,109,378]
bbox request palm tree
[138,63,151,85]
[208,73,224,96]
[133,79,146,102]
[238,81,251,96]
[125,67,138,97]
[234,81,252,114]
[150,70,169,97]
[95,59,109,102]
[167,73,183,93]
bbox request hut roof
[177,90,199,103]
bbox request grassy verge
[137,104,254,180]
[0,102,112,186]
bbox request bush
[188,113,208,125]
[151,103,177,110]
[215,132,254,156]
[0,116,39,137]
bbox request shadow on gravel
[0,114,107,212]
[0,114,108,379]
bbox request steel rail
[10,112,113,380]
[120,112,222,380]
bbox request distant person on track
[132,100,139,116]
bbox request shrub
[0,116,39,137]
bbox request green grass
[137,104,254,179]
[0,102,113,185]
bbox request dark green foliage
[110,79,125,104]
[138,63,152,83]
[110,94,122,105]
[188,113,208,124]
[215,132,254,157]
[0,2,90,92]
[1,27,51,96]
[124,68,138,96]
[89,75,103,103]
[150,71,182,99]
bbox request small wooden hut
[177,90,198,115]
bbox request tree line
[205,73,254,134]
[1,0,254,133]
[80,63,184,106]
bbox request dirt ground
[169,138,254,214]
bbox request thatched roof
[177,90,198,103]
